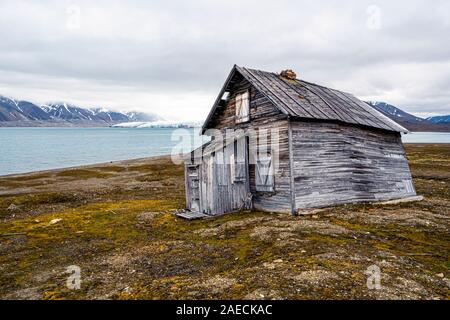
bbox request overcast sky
[0,0,449,121]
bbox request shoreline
[2,142,450,178]
[0,154,173,179]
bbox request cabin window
[235,91,250,123]
[256,153,274,192]
[232,137,246,183]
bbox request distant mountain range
[0,94,448,131]
[366,101,450,132]
[426,115,450,124]
[0,95,159,127]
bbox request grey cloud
[0,0,449,120]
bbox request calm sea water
[0,128,449,176]
[0,127,204,176]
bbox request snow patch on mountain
[112,120,202,128]
[427,115,450,123]
[0,94,161,125]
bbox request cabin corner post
[184,163,190,210]
[287,118,297,215]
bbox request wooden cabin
[184,65,416,216]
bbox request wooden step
[174,211,210,220]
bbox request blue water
[0,127,205,176]
[0,128,449,176]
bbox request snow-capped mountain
[0,95,160,126]
[366,101,426,123]
[0,95,52,121]
[366,101,450,132]
[427,115,450,124]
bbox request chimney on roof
[280,69,297,80]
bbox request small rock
[49,218,63,225]
[436,273,444,278]
[7,204,18,211]
[444,279,450,288]
[122,286,132,294]
[263,262,276,270]
[274,259,283,263]
[137,212,160,221]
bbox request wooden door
[186,165,200,212]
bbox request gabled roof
[202,65,408,133]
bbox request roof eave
[290,115,408,134]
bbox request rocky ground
[0,144,448,300]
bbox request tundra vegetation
[0,145,448,300]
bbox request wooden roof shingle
[202,65,408,133]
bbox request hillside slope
[366,101,450,132]
[0,95,159,127]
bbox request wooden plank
[299,81,352,124]
[307,84,376,128]
[288,80,349,122]
[184,164,190,210]
[288,119,296,215]
[175,211,210,220]
[291,121,416,209]
[251,69,313,118]
[329,89,392,131]
[239,67,294,116]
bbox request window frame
[255,152,275,192]
[235,90,250,124]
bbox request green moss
[0,199,173,244]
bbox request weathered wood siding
[291,121,416,209]
[248,118,291,213]
[185,164,200,212]
[205,76,292,213]
[186,148,249,215]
